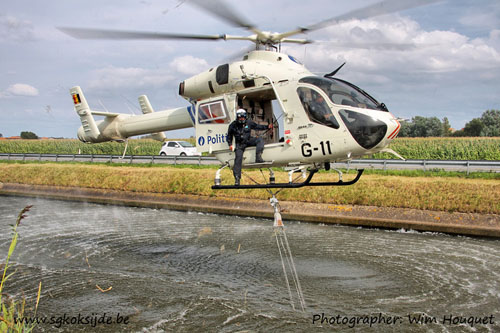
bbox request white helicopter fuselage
[180,50,400,168]
[72,50,400,169]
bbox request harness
[232,123,251,145]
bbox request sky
[1,0,499,138]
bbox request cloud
[286,15,500,75]
[88,66,176,90]
[0,15,35,41]
[459,4,500,31]
[169,55,210,75]
[0,83,39,98]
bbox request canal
[0,196,498,332]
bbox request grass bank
[0,163,499,214]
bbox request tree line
[0,131,39,139]
[399,110,500,137]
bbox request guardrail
[1,153,499,173]
[0,153,219,166]
[332,159,500,175]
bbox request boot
[255,153,265,163]
[234,176,240,186]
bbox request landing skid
[212,168,364,190]
[243,160,275,168]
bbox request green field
[1,137,499,160]
[0,138,162,156]
[372,137,500,160]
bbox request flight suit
[227,119,268,182]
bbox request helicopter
[62,0,437,190]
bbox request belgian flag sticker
[72,93,81,105]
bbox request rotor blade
[277,0,442,39]
[188,0,263,37]
[58,27,225,41]
[312,40,418,50]
[189,0,255,30]
[281,38,313,45]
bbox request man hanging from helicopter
[227,109,273,186]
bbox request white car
[159,140,201,157]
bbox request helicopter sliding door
[195,94,236,153]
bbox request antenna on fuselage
[324,62,346,78]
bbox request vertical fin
[138,95,154,114]
[138,95,166,142]
[71,86,100,142]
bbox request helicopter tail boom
[71,86,194,143]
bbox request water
[0,196,499,332]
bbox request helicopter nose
[339,109,388,149]
[386,115,401,140]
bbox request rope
[241,170,261,186]
[282,228,306,311]
[271,193,306,312]
[274,226,306,312]
[275,229,295,310]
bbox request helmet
[236,109,247,124]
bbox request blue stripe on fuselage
[187,105,195,125]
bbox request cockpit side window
[297,87,340,129]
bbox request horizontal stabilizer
[151,132,166,141]
[90,111,121,117]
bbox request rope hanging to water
[240,170,306,311]
[270,194,306,312]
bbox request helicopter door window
[297,87,340,129]
[198,100,229,124]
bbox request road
[1,153,499,173]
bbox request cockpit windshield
[299,76,386,111]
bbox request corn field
[0,137,499,160]
[372,137,500,160]
[0,139,177,156]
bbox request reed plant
[0,206,42,333]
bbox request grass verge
[1,159,500,180]
[1,163,499,214]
